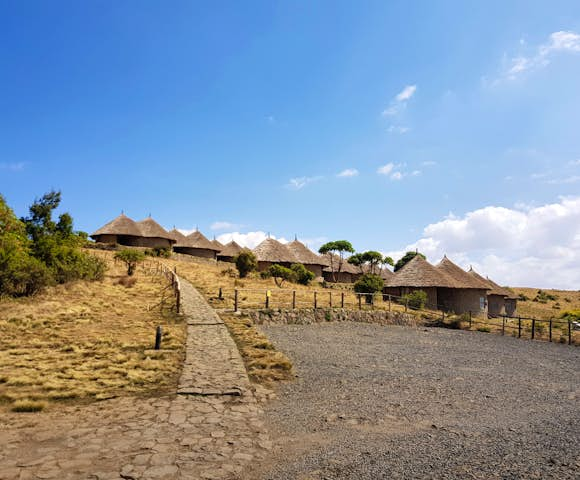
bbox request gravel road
[242,323,580,479]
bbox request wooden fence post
[358,294,362,310]
[265,291,270,309]
[388,295,391,312]
[314,291,317,309]
[341,292,344,309]
[292,290,296,309]
[531,318,536,340]
[549,318,552,342]
[502,316,505,336]
[218,287,223,300]
[234,289,238,312]
[329,292,332,308]
[405,298,408,312]
[154,326,162,350]
[569,319,572,345]
[518,316,522,338]
[469,311,472,329]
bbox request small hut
[134,217,176,248]
[174,230,221,259]
[91,213,146,247]
[217,240,244,263]
[252,238,297,271]
[435,256,489,315]
[286,239,328,277]
[321,254,361,283]
[468,267,517,317]
[168,228,187,244]
[384,254,455,308]
[211,237,224,251]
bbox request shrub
[220,267,237,278]
[144,247,171,258]
[117,276,137,288]
[234,251,257,278]
[114,249,145,276]
[518,293,529,301]
[260,270,272,279]
[354,274,384,304]
[291,263,315,285]
[11,399,47,412]
[403,290,428,310]
[268,264,296,287]
[560,310,580,321]
[394,251,426,272]
[477,326,491,333]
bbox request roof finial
[295,234,297,241]
[267,232,270,238]
[121,209,124,215]
[196,225,198,232]
[148,213,151,218]
[416,248,418,254]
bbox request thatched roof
[91,213,142,238]
[322,254,361,274]
[218,240,243,257]
[168,228,187,243]
[287,240,326,266]
[180,230,221,251]
[468,267,514,297]
[211,238,224,250]
[253,238,297,263]
[385,254,456,288]
[435,256,490,290]
[136,217,175,241]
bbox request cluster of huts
[91,214,516,317]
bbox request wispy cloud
[286,176,323,190]
[387,125,410,135]
[382,84,417,116]
[377,162,421,181]
[266,115,276,124]
[569,159,580,166]
[421,160,437,167]
[491,30,580,84]
[0,162,25,171]
[210,221,244,231]
[377,163,396,176]
[337,168,359,178]
[546,175,580,185]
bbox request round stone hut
[286,239,328,278]
[174,230,221,259]
[252,238,298,271]
[217,240,244,263]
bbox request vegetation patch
[220,312,293,385]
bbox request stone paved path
[0,278,270,480]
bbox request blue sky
[1,1,580,287]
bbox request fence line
[142,260,181,314]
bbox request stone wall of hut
[487,294,506,317]
[400,287,438,310]
[304,264,323,278]
[505,298,517,316]
[217,255,235,263]
[322,271,353,283]
[132,237,173,248]
[92,234,118,245]
[437,288,487,315]
[173,246,217,259]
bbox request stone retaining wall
[243,308,419,327]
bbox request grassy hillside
[510,287,580,320]
[0,251,184,412]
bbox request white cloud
[493,30,580,83]
[390,171,403,181]
[0,162,25,171]
[546,175,580,185]
[377,163,395,175]
[216,231,289,249]
[421,160,437,166]
[568,159,580,166]
[210,221,243,231]
[382,84,417,116]
[385,196,580,289]
[395,85,417,102]
[286,176,322,190]
[337,168,359,178]
[387,125,410,134]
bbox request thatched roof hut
[174,230,221,259]
[286,239,328,277]
[211,238,224,250]
[435,256,490,290]
[91,213,142,239]
[386,255,456,288]
[468,267,517,316]
[136,218,175,242]
[321,253,362,283]
[252,238,297,270]
[168,228,187,244]
[217,240,244,262]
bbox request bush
[114,249,145,276]
[403,290,428,310]
[291,263,315,285]
[234,251,257,278]
[560,310,580,321]
[354,274,384,304]
[518,293,529,301]
[144,247,172,258]
[268,264,296,287]
[260,270,272,279]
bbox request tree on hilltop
[319,240,355,283]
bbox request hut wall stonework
[323,271,354,283]
[487,294,506,317]
[400,287,438,309]
[173,247,217,259]
[437,288,487,315]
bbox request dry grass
[220,312,293,385]
[510,287,580,320]
[0,251,185,412]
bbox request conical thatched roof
[385,254,456,288]
[253,238,297,263]
[218,240,243,257]
[182,230,221,251]
[468,267,514,297]
[136,217,174,241]
[168,228,187,243]
[322,254,360,274]
[287,240,326,266]
[211,238,224,250]
[435,256,490,289]
[91,213,142,237]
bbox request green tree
[114,249,145,276]
[268,264,296,287]
[319,240,355,282]
[291,263,315,285]
[403,290,428,310]
[347,253,365,274]
[354,273,384,304]
[394,251,426,272]
[234,250,257,278]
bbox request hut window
[480,296,486,310]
